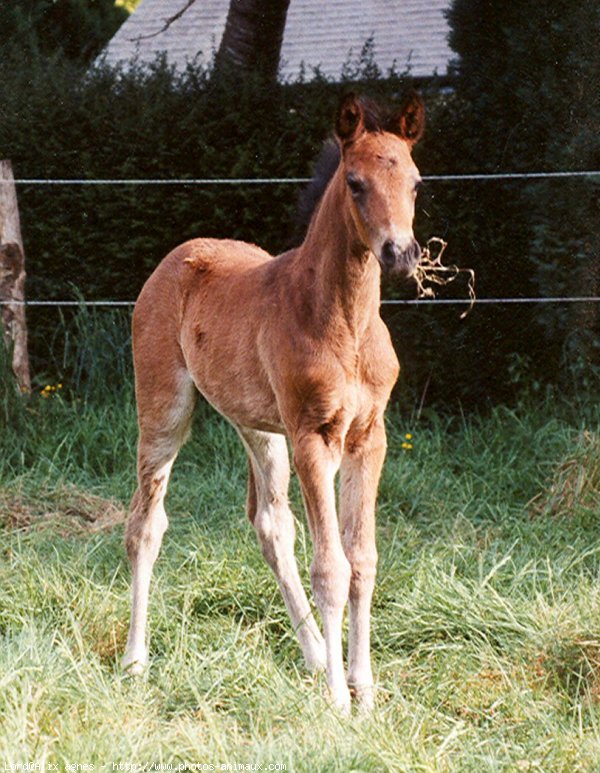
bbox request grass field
[1,320,600,771]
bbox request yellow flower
[405,433,413,440]
[39,382,64,398]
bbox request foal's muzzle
[380,238,422,277]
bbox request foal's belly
[198,380,285,434]
[182,334,285,433]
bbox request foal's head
[335,92,425,277]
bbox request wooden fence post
[0,160,31,393]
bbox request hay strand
[414,238,476,318]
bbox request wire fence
[8,170,600,186]
[2,168,599,308]
[2,297,600,308]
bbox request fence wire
[2,297,600,308]
[2,169,599,308]
[8,170,600,186]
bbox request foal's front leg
[339,417,387,711]
[292,432,352,712]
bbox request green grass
[1,347,600,770]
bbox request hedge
[0,39,597,408]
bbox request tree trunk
[0,160,31,393]
[215,0,291,80]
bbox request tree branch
[129,0,198,41]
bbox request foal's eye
[346,173,366,198]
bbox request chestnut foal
[122,93,425,712]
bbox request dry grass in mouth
[414,237,476,319]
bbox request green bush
[0,31,597,409]
[447,0,600,391]
[0,1,128,62]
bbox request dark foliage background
[0,0,128,62]
[0,0,598,410]
[444,0,600,398]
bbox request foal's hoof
[329,686,352,717]
[350,684,376,714]
[123,661,146,677]
[121,651,147,676]
[305,649,327,674]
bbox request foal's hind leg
[122,369,197,674]
[237,427,326,672]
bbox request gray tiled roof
[101,0,452,80]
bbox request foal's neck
[297,166,381,337]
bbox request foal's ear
[390,91,425,145]
[335,93,366,145]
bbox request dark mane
[290,95,400,247]
[291,139,341,247]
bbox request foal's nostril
[380,238,421,275]
[381,240,399,269]
[410,239,422,264]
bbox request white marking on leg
[293,436,352,712]
[340,423,385,712]
[122,458,173,673]
[347,585,376,711]
[310,542,352,713]
[123,369,197,673]
[238,428,326,672]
